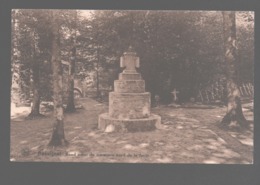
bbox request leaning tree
[221,11,248,129]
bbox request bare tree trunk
[65,46,76,112]
[28,30,43,118]
[96,45,100,98]
[27,59,43,118]
[65,11,77,113]
[49,10,68,146]
[221,11,247,130]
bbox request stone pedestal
[98,46,161,132]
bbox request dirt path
[10,98,253,164]
[181,109,253,163]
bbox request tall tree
[221,11,247,129]
[93,15,102,98]
[27,28,43,118]
[11,10,52,116]
[11,9,22,105]
[65,10,77,112]
[12,10,33,103]
[48,10,68,146]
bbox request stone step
[98,113,161,132]
[114,80,145,93]
[119,73,142,80]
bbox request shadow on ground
[10,98,253,164]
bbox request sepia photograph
[10,9,254,164]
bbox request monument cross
[98,45,161,132]
[120,45,140,73]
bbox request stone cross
[171,88,179,102]
[120,46,140,73]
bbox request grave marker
[98,46,161,132]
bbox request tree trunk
[27,29,43,118]
[96,45,101,98]
[65,46,76,112]
[49,10,68,146]
[221,11,247,129]
[65,11,77,113]
[11,10,21,105]
[27,59,43,118]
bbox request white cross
[171,88,179,102]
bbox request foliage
[11,10,254,104]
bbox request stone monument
[98,46,161,132]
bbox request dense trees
[86,11,253,105]
[11,10,254,106]
[11,10,254,141]
[11,10,53,112]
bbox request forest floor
[10,97,254,164]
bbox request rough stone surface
[98,46,161,132]
[109,92,150,119]
[98,113,161,132]
[120,49,139,73]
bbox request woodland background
[11,10,254,106]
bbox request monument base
[98,113,161,132]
